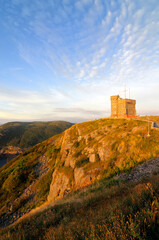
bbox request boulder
[89,154,96,163]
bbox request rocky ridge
[47,119,159,202]
[0,118,159,228]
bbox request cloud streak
[0,0,159,122]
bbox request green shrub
[36,169,54,201]
[73,150,81,158]
[75,157,89,168]
[2,173,21,193]
[73,141,79,148]
[59,166,74,184]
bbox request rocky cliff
[47,118,159,201]
[0,118,159,227]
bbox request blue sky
[0,0,159,123]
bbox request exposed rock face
[89,154,96,163]
[0,146,23,157]
[74,168,85,186]
[64,156,76,168]
[117,158,159,182]
[47,118,159,203]
[48,170,70,202]
[1,117,159,228]
[98,146,110,161]
[48,126,101,202]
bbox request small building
[110,95,136,118]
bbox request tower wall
[110,95,136,118]
[126,99,136,117]
[118,99,127,117]
[110,95,119,117]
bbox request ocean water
[0,159,7,168]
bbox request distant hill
[0,121,73,149]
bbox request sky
[0,0,159,124]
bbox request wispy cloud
[0,0,159,122]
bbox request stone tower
[110,95,136,118]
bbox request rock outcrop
[47,118,159,202]
[1,117,159,227]
[48,170,70,201]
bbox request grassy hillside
[1,173,158,240]
[0,118,159,239]
[137,116,159,122]
[0,121,73,149]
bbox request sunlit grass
[1,174,158,240]
[0,117,159,236]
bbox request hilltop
[137,116,159,122]
[0,118,159,239]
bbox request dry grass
[0,117,159,235]
[0,173,158,240]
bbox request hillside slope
[0,121,73,149]
[1,172,159,240]
[0,118,159,230]
[0,121,73,168]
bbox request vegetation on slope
[0,134,61,219]
[56,118,159,180]
[0,121,73,149]
[0,173,159,240]
[137,116,159,123]
[0,118,158,231]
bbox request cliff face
[0,118,159,227]
[0,146,23,159]
[47,118,159,202]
